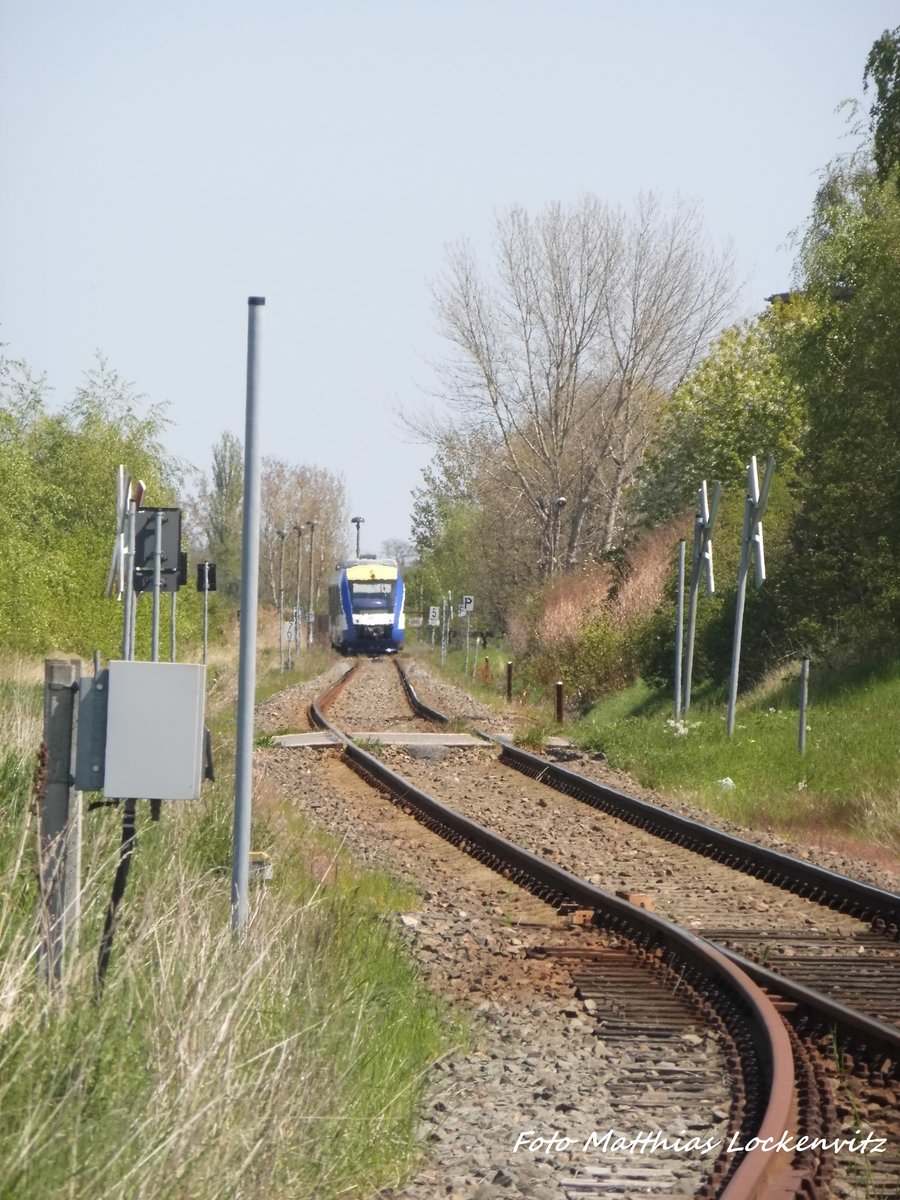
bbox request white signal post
[682,479,721,715]
[726,455,775,737]
[105,465,129,600]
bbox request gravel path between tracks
[401,658,900,896]
[256,663,733,1200]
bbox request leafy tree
[0,353,188,656]
[781,165,900,652]
[409,426,539,631]
[636,311,807,523]
[194,431,244,603]
[864,26,900,189]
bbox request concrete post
[799,658,810,756]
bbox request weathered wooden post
[41,657,83,983]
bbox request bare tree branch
[418,194,737,571]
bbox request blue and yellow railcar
[328,557,405,654]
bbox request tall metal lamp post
[292,523,304,664]
[276,528,287,671]
[351,515,364,557]
[306,519,318,647]
[554,497,566,573]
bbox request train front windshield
[350,581,396,613]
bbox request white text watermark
[512,1129,887,1157]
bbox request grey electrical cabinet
[103,661,206,800]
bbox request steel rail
[393,662,900,1064]
[492,739,900,931]
[713,946,900,1057]
[395,664,449,726]
[310,680,799,1200]
[394,660,900,932]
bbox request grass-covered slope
[574,659,900,856]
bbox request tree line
[5,24,897,684]
[191,430,350,616]
[0,358,351,658]
[406,25,900,696]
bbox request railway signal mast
[726,455,775,736]
[441,592,451,667]
[681,479,722,716]
[306,519,318,648]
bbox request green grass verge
[0,660,459,1200]
[574,664,900,854]
[405,640,537,713]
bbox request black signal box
[133,507,182,593]
[197,562,217,592]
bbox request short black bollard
[506,661,513,703]
[555,680,564,724]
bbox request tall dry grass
[0,655,451,1199]
[523,518,683,651]
[513,521,684,706]
[0,655,43,760]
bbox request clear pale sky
[1,2,894,551]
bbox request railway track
[392,659,900,1199]
[263,657,900,1198]
[306,663,825,1199]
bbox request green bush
[530,611,633,709]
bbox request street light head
[351,515,364,557]
[276,528,287,539]
[556,497,567,508]
[307,519,317,531]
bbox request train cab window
[350,581,395,611]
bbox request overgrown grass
[254,646,337,704]
[0,656,457,1199]
[574,662,900,855]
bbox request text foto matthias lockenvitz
[513,1129,887,1157]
